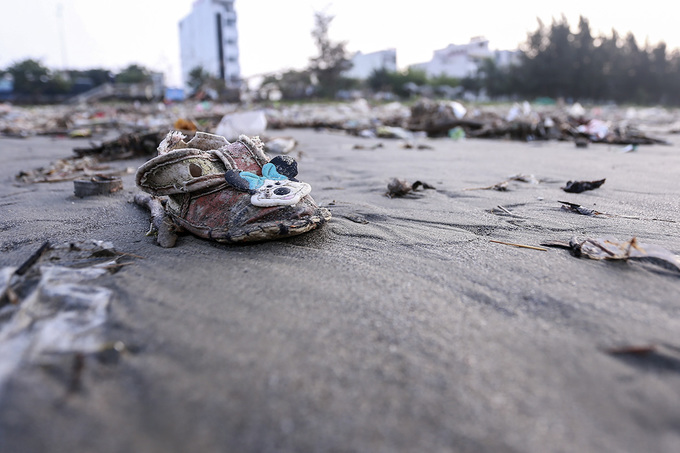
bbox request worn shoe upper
[136,131,330,243]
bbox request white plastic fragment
[215,110,267,141]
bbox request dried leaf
[562,178,606,193]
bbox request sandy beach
[1,128,679,452]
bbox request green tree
[649,42,669,103]
[261,69,313,100]
[187,66,212,94]
[473,58,516,97]
[116,64,151,84]
[366,68,427,98]
[7,59,70,96]
[309,11,353,98]
[572,16,597,101]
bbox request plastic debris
[265,136,298,155]
[385,178,435,198]
[215,110,267,141]
[448,126,465,140]
[353,143,384,150]
[73,130,167,160]
[577,119,609,140]
[173,118,198,132]
[376,126,413,140]
[0,241,134,392]
[562,178,606,193]
[16,156,133,184]
[558,201,605,216]
[74,175,123,197]
[575,137,590,148]
[1,101,673,145]
[544,236,680,273]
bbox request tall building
[179,0,240,91]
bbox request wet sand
[1,129,680,453]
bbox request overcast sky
[2,0,679,87]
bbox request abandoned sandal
[134,131,331,247]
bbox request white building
[344,49,397,80]
[179,0,240,90]
[411,37,515,79]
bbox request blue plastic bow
[239,163,288,190]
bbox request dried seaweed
[73,130,167,161]
[544,236,680,273]
[562,178,606,193]
[386,178,435,198]
[558,200,605,217]
[558,201,677,222]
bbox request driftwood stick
[489,240,548,251]
[133,193,178,248]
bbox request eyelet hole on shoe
[189,163,203,177]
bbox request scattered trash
[1,101,673,145]
[558,201,677,222]
[408,98,484,137]
[450,101,467,120]
[215,110,267,141]
[562,178,606,193]
[542,236,680,273]
[68,128,93,138]
[135,131,331,246]
[73,130,167,161]
[173,118,198,132]
[490,205,525,218]
[376,126,413,140]
[558,201,605,216]
[448,126,465,140]
[620,144,638,153]
[577,119,609,140]
[574,137,589,148]
[265,136,297,155]
[16,156,134,184]
[74,175,123,197]
[353,143,384,150]
[401,142,433,150]
[385,178,435,198]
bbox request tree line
[0,60,156,102]
[266,14,680,107]
[472,16,680,106]
[4,14,679,106]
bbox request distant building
[0,74,14,101]
[179,0,240,91]
[410,37,517,79]
[344,49,397,79]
